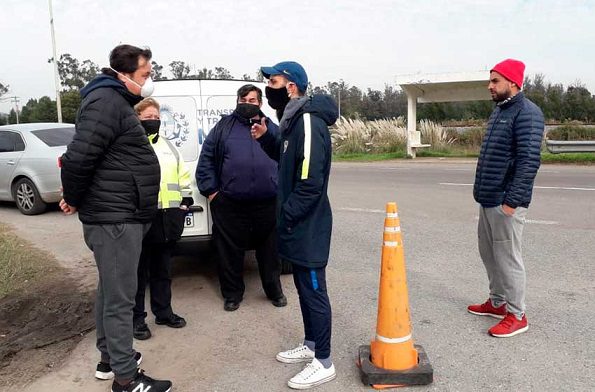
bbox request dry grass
[333,117,407,154]
[0,224,57,298]
[419,119,457,147]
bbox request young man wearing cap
[468,59,545,338]
[251,61,338,389]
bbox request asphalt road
[1,159,593,391]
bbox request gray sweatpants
[83,223,149,380]
[477,206,528,317]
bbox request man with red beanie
[469,59,545,338]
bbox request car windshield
[31,127,75,147]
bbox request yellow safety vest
[149,134,192,209]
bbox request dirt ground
[0,210,96,389]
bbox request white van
[152,79,277,249]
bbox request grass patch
[0,224,58,298]
[334,150,594,163]
[541,152,595,164]
[417,148,479,158]
[333,152,406,161]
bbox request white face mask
[110,67,154,97]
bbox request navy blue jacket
[473,92,545,208]
[258,95,339,268]
[196,111,278,201]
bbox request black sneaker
[271,294,288,307]
[224,299,240,312]
[111,369,172,392]
[155,313,187,328]
[95,352,143,380]
[134,320,152,340]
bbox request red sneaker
[488,313,528,338]
[467,299,507,319]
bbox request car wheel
[280,259,293,275]
[12,178,47,215]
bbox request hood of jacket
[302,94,339,126]
[80,74,142,106]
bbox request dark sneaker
[133,320,152,340]
[111,369,172,392]
[467,299,507,319]
[224,299,240,312]
[95,352,142,380]
[155,313,187,328]
[271,294,288,307]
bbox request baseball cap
[261,61,308,92]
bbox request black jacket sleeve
[257,119,281,162]
[196,124,221,198]
[60,97,116,207]
[503,104,545,208]
[282,116,329,225]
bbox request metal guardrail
[545,140,595,154]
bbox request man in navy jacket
[196,84,285,312]
[252,61,338,389]
[468,59,545,338]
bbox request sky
[1,0,594,113]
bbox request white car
[0,123,74,215]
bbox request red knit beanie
[491,59,525,88]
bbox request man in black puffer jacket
[468,59,545,339]
[60,45,171,392]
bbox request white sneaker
[288,358,336,389]
[276,344,315,363]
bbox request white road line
[337,207,385,214]
[474,216,559,225]
[339,207,559,225]
[440,183,595,191]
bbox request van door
[155,96,210,239]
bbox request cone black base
[358,344,433,386]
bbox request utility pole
[337,89,341,119]
[1,96,20,124]
[48,0,63,122]
[13,97,20,124]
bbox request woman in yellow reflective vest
[132,98,193,340]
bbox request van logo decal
[160,105,191,147]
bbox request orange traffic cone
[358,202,433,387]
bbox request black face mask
[265,86,290,111]
[141,119,161,136]
[235,103,261,119]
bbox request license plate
[184,212,194,228]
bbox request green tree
[196,67,214,79]
[214,67,233,80]
[151,61,166,80]
[49,53,99,90]
[19,97,57,123]
[169,61,190,79]
[0,82,8,97]
[60,90,82,123]
[8,109,17,124]
[563,83,594,122]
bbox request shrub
[546,125,595,141]
[333,117,406,154]
[419,120,456,148]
